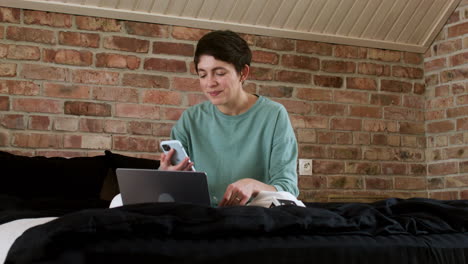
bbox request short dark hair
[194,30,252,74]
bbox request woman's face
[197,55,246,110]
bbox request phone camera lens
[162,144,171,151]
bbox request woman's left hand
[219,178,276,206]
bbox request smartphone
[160,140,195,171]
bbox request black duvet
[3,197,468,264]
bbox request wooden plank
[336,0,369,36]
[373,0,408,40]
[384,0,420,42]
[397,0,433,43]
[310,0,341,33]
[297,0,326,32]
[324,0,356,34]
[348,0,382,37]
[255,0,283,27]
[361,0,395,39]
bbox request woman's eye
[216,72,226,76]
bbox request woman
[160,30,298,206]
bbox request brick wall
[424,0,468,200]
[0,5,463,202]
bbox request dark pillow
[100,150,160,201]
[0,151,109,200]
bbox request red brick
[104,36,149,53]
[382,163,407,175]
[313,160,345,174]
[125,21,169,37]
[7,45,40,60]
[65,134,111,150]
[275,70,311,84]
[334,45,367,59]
[24,10,72,28]
[290,115,328,129]
[413,83,425,95]
[424,58,447,72]
[425,74,439,86]
[329,147,360,160]
[79,118,104,133]
[0,44,6,58]
[72,69,119,85]
[115,103,160,120]
[384,107,423,121]
[282,54,319,71]
[428,162,458,176]
[13,98,61,113]
[328,176,363,189]
[172,26,210,41]
[447,106,468,118]
[331,118,361,131]
[144,58,187,73]
[404,52,423,65]
[370,94,400,106]
[440,68,468,83]
[314,75,343,88]
[366,178,392,189]
[403,95,425,109]
[430,191,459,200]
[187,94,207,106]
[43,49,93,66]
[458,117,468,131]
[92,86,138,103]
[172,77,199,92]
[53,117,79,131]
[0,63,16,77]
[450,52,468,67]
[364,147,396,161]
[314,103,346,116]
[29,116,51,130]
[322,61,355,73]
[357,62,390,76]
[409,164,426,176]
[122,73,169,88]
[275,99,311,115]
[399,122,425,135]
[64,101,111,117]
[152,123,173,137]
[372,134,387,145]
[0,80,40,95]
[6,26,55,44]
[113,136,158,152]
[426,97,454,109]
[334,90,369,104]
[153,41,194,57]
[435,85,450,97]
[255,36,294,51]
[368,48,401,62]
[453,83,466,95]
[297,129,316,143]
[0,96,9,110]
[395,177,426,190]
[299,176,326,189]
[346,162,380,175]
[104,120,127,134]
[259,85,293,98]
[461,161,468,173]
[458,94,468,105]
[142,90,183,105]
[96,53,140,70]
[160,107,185,121]
[43,83,90,99]
[445,146,468,159]
[59,32,100,48]
[296,40,333,56]
[12,133,62,148]
[249,67,274,81]
[0,114,25,129]
[296,88,332,101]
[350,106,382,118]
[392,66,424,79]
[21,64,69,81]
[433,39,462,56]
[252,50,279,65]
[354,133,371,145]
[0,7,20,23]
[447,10,460,24]
[346,77,377,90]
[448,21,468,38]
[0,26,3,39]
[427,120,455,133]
[76,16,121,32]
[128,121,153,135]
[317,131,334,144]
[336,132,352,145]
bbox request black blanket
[4,198,468,264]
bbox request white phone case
[160,140,195,171]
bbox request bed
[1,150,468,264]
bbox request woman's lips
[208,91,222,97]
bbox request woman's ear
[240,65,250,82]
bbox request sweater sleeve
[268,107,299,197]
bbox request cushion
[100,150,160,201]
[0,151,109,199]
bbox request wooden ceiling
[1,0,461,53]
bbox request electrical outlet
[299,159,312,175]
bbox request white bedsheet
[0,217,57,264]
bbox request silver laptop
[116,168,211,206]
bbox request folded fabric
[248,191,305,208]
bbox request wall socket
[299,159,313,175]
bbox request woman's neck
[217,92,257,116]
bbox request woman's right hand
[159,148,194,171]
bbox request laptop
[116,168,211,206]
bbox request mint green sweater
[171,96,299,205]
